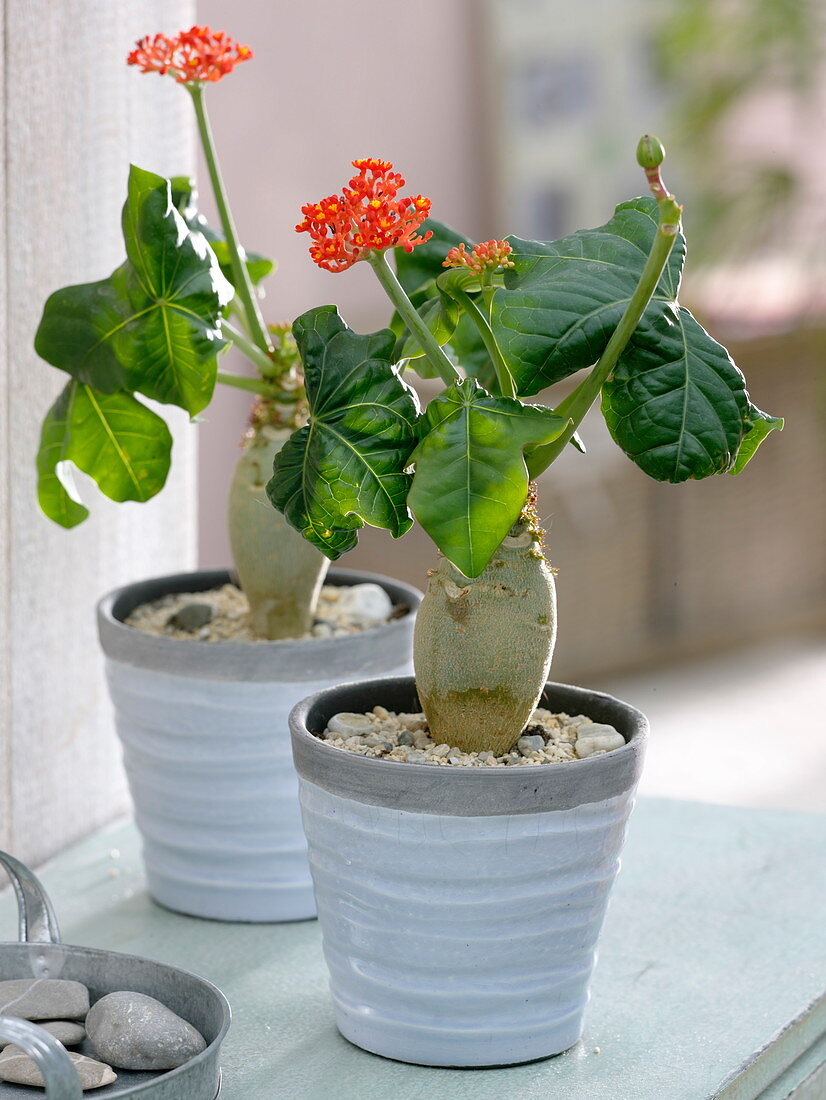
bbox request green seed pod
[636,135,666,169]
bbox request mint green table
[2,799,824,1099]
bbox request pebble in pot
[0,1046,115,1090]
[167,602,214,632]
[0,977,90,1020]
[320,583,393,628]
[86,991,207,1071]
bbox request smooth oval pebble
[0,1047,115,1090]
[5,1020,86,1047]
[334,583,393,622]
[575,725,626,758]
[167,602,214,631]
[327,712,375,736]
[86,991,206,1071]
[0,978,89,1020]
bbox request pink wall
[195,0,486,571]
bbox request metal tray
[0,851,230,1099]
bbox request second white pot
[97,568,422,923]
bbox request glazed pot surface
[290,676,647,1066]
[97,570,422,923]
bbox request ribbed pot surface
[291,677,647,1065]
[98,570,421,923]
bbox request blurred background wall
[195,0,826,684]
[0,0,197,866]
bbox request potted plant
[279,144,783,1064]
[31,26,422,923]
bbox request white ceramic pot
[290,676,647,1066]
[97,569,422,923]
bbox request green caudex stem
[527,173,683,478]
[224,329,328,639]
[187,84,273,357]
[414,503,557,755]
[228,419,329,639]
[366,251,460,386]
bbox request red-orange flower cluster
[443,240,515,274]
[127,26,253,84]
[296,159,433,273]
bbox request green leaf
[601,305,753,482]
[267,306,420,559]
[37,381,172,527]
[729,404,783,475]
[171,176,275,287]
[35,166,233,417]
[394,217,473,296]
[491,197,686,396]
[408,378,568,577]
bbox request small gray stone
[403,749,428,763]
[398,730,415,746]
[399,713,426,732]
[167,602,213,631]
[517,734,546,756]
[86,991,206,1071]
[476,751,495,763]
[36,1020,86,1047]
[0,978,89,1021]
[364,737,393,751]
[0,1047,115,1090]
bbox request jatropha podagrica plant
[268,140,783,755]
[33,26,328,640]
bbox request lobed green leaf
[37,381,172,527]
[267,306,420,558]
[35,166,233,417]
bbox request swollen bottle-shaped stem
[414,517,557,756]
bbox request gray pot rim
[97,567,422,681]
[290,676,648,816]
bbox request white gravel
[126,582,398,643]
[319,706,625,766]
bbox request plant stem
[448,286,516,398]
[223,321,276,375]
[216,371,273,396]
[228,296,254,337]
[527,194,682,478]
[367,251,460,386]
[187,84,273,356]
